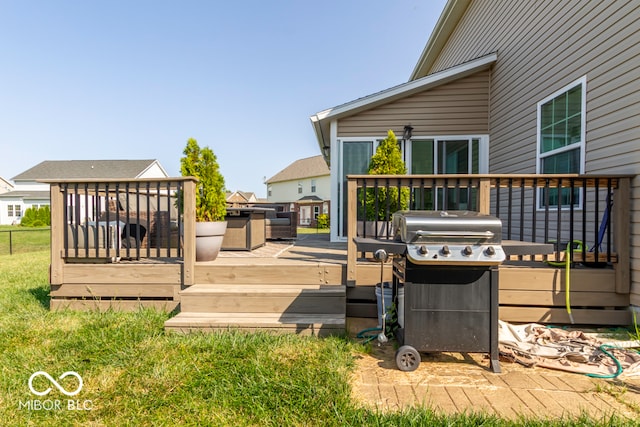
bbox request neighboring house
[226,191,259,207]
[311,1,639,302]
[0,177,12,194]
[0,160,168,225]
[265,155,330,227]
[0,177,16,223]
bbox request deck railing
[346,174,632,292]
[46,178,197,284]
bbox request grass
[297,226,330,235]
[0,226,50,255]
[0,251,636,426]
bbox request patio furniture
[222,208,270,251]
[265,211,297,240]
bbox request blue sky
[0,0,447,196]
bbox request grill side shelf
[502,240,554,256]
[352,237,407,255]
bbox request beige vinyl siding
[423,0,640,305]
[337,70,490,137]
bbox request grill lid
[392,210,505,265]
[393,210,502,244]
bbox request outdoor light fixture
[322,145,331,156]
[403,125,413,140]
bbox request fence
[0,228,50,255]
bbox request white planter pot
[357,221,393,238]
[195,221,227,261]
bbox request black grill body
[394,260,500,372]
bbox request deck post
[479,177,491,214]
[614,177,630,294]
[49,183,64,285]
[346,177,357,286]
[182,179,197,287]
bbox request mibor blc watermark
[19,371,93,411]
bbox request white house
[0,160,168,225]
[265,155,330,227]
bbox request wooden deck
[49,233,632,329]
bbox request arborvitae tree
[362,130,410,220]
[180,138,227,222]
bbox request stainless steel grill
[391,210,504,373]
[393,210,505,266]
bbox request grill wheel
[395,345,421,372]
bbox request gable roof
[310,52,496,153]
[12,160,166,181]
[226,191,257,203]
[265,155,330,184]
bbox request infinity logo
[28,371,83,397]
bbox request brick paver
[351,342,640,421]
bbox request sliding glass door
[410,138,484,210]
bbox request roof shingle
[12,160,160,181]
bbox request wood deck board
[164,312,346,334]
[499,266,616,292]
[500,290,629,307]
[499,307,632,325]
[62,263,181,284]
[181,284,345,295]
[181,296,346,314]
[51,299,179,312]
[51,283,179,298]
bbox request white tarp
[498,321,640,378]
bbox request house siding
[424,0,640,304]
[338,70,490,137]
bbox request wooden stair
[165,282,346,336]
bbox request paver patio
[349,334,640,421]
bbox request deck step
[179,284,346,314]
[167,284,347,335]
[164,312,345,336]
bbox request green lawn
[0,251,630,426]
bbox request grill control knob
[485,246,496,256]
[463,246,473,256]
[441,245,451,256]
[418,245,428,256]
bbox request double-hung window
[537,77,586,207]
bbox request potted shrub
[359,130,409,237]
[180,138,227,261]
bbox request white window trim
[535,76,586,175]
[535,76,587,211]
[336,137,376,240]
